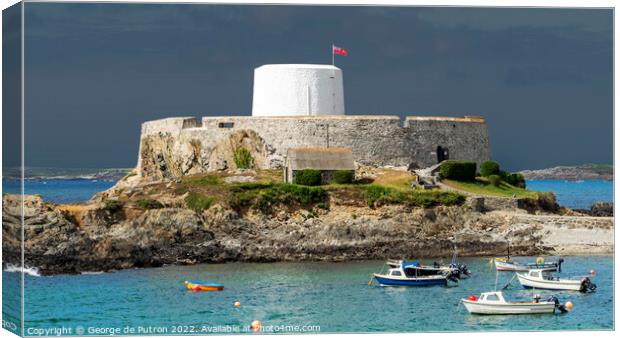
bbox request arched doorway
[436,146,449,163]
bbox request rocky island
[2,165,613,275]
[2,64,613,275]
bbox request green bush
[185,193,215,212]
[480,161,501,177]
[103,200,123,212]
[537,192,558,212]
[503,172,526,188]
[276,184,327,205]
[293,169,322,186]
[233,147,253,169]
[488,174,502,187]
[439,161,477,181]
[227,183,326,214]
[136,199,164,209]
[365,185,465,208]
[365,185,395,207]
[332,170,354,184]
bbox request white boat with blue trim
[494,256,563,272]
[516,269,597,292]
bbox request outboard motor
[458,263,471,277]
[443,270,460,283]
[558,258,564,272]
[545,296,568,313]
[580,277,597,293]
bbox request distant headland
[519,164,613,181]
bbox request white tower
[251,64,345,116]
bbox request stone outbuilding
[284,147,355,184]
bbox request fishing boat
[516,269,597,292]
[372,260,458,286]
[494,256,563,272]
[494,244,563,272]
[461,291,570,315]
[184,280,224,291]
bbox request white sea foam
[3,264,41,277]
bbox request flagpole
[332,44,334,66]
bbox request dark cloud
[12,3,613,171]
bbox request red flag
[332,45,348,56]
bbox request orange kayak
[184,280,224,292]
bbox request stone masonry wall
[138,115,491,181]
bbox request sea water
[526,179,613,210]
[2,179,117,204]
[2,256,613,335]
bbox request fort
[137,64,491,181]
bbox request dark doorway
[436,146,449,163]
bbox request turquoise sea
[1,178,614,334]
[2,257,614,335]
[526,179,613,210]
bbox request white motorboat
[461,291,569,315]
[494,257,563,272]
[516,269,597,292]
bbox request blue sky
[5,3,613,170]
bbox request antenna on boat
[507,241,510,260]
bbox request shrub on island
[103,200,123,212]
[480,161,501,177]
[502,172,526,188]
[136,199,164,209]
[185,192,215,212]
[332,170,354,184]
[439,160,477,181]
[365,184,465,208]
[233,147,253,169]
[293,169,322,186]
[227,182,327,214]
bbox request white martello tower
[251,64,345,116]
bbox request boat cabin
[478,292,507,303]
[385,261,445,278]
[527,269,557,280]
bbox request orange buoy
[565,301,574,310]
[234,301,241,308]
[251,320,261,332]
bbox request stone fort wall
[138,115,490,181]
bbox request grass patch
[365,184,465,208]
[103,200,123,212]
[136,199,164,209]
[233,147,253,169]
[227,182,327,214]
[185,192,216,212]
[442,178,538,198]
[183,174,222,186]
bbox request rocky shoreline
[2,179,613,275]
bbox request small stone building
[284,147,355,184]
